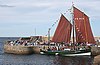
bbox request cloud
[0,0,100,23]
[0,0,67,24]
[0,4,14,7]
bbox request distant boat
[40,5,95,56]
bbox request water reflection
[53,56,93,65]
[1,54,94,65]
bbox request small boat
[40,4,96,56]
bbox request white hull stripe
[63,52,91,56]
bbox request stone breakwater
[91,46,100,56]
[93,55,100,65]
[32,46,41,54]
[91,47,100,65]
[4,44,34,55]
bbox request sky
[0,0,100,37]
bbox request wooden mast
[72,3,75,44]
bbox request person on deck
[47,47,51,51]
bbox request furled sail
[52,14,72,43]
[73,7,95,44]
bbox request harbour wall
[91,46,100,56]
[4,44,34,55]
[32,46,41,54]
[91,46,100,65]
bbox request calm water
[0,37,94,65]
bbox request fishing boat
[40,5,95,56]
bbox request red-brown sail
[73,7,95,44]
[52,14,72,43]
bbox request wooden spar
[72,4,75,44]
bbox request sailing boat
[40,5,95,56]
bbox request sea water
[0,37,94,65]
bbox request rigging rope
[44,9,71,37]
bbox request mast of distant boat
[48,28,50,44]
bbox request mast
[48,28,50,44]
[72,3,75,44]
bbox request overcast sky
[0,0,100,37]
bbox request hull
[60,52,91,56]
[63,52,91,56]
[4,44,34,55]
[40,49,91,56]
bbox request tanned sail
[73,7,95,44]
[52,14,72,43]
